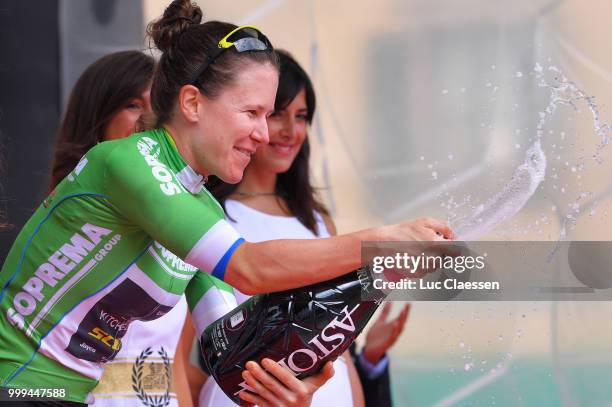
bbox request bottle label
[209,322,230,354]
[229,309,245,329]
[201,267,384,404]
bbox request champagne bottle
[199,266,385,405]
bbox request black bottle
[200,266,385,405]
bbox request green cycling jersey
[0,128,239,403]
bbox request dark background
[0,0,60,260]
[0,0,143,261]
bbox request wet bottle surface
[200,265,385,405]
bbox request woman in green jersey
[49,50,204,407]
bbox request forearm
[345,350,365,407]
[186,364,207,406]
[225,227,383,294]
[173,353,194,407]
[174,311,195,407]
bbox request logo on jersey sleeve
[136,137,183,196]
[66,278,173,363]
[152,242,197,274]
[66,157,88,182]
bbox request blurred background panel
[1,0,611,404]
[59,0,145,106]
[0,0,144,259]
[0,0,60,259]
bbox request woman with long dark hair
[208,50,326,237]
[50,51,155,189]
[204,50,409,407]
[203,49,366,407]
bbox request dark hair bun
[147,0,203,53]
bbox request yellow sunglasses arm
[218,25,262,48]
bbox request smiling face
[191,61,279,183]
[104,86,152,141]
[248,88,308,175]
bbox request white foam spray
[452,65,610,240]
[454,141,546,240]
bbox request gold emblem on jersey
[88,326,121,350]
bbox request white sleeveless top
[199,199,354,407]
[91,296,188,407]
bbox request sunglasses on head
[189,25,272,85]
